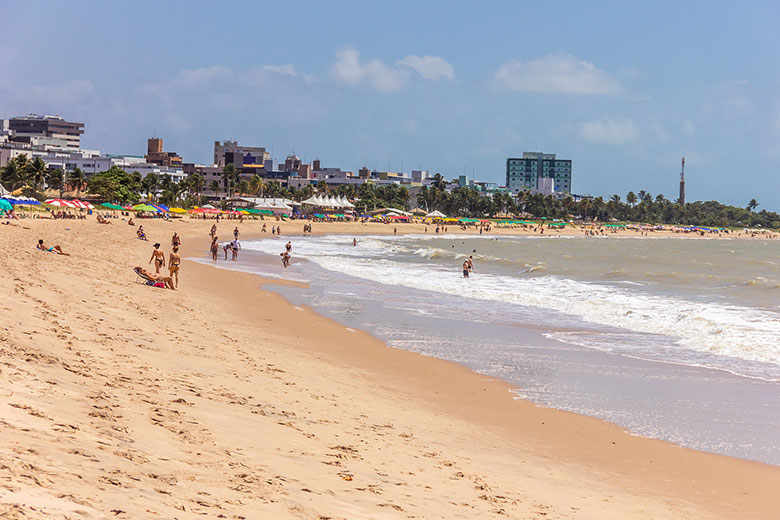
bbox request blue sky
[2,1,779,210]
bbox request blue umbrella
[0,199,12,211]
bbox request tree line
[2,156,778,228]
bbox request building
[506,152,572,195]
[5,114,84,151]
[145,137,182,167]
[214,140,270,168]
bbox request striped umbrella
[45,199,77,208]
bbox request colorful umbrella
[0,199,12,211]
[45,199,77,208]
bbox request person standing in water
[462,259,470,278]
[353,238,357,246]
[210,236,219,261]
[466,255,474,274]
[285,241,292,254]
[149,243,165,274]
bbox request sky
[2,0,779,210]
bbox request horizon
[2,1,779,212]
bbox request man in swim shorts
[462,259,470,278]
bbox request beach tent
[202,204,217,209]
[426,210,447,218]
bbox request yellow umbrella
[169,207,187,213]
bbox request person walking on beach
[272,226,276,235]
[168,245,181,288]
[394,227,397,235]
[231,238,241,261]
[277,226,282,237]
[233,227,239,240]
[210,224,217,239]
[223,242,231,260]
[149,243,165,274]
[262,223,267,233]
[210,237,219,262]
[171,232,180,248]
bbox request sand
[1,216,779,519]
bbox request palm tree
[746,199,759,212]
[208,179,221,199]
[237,179,249,196]
[67,167,86,198]
[46,168,65,198]
[27,157,48,193]
[189,172,205,200]
[222,164,238,199]
[626,191,637,206]
[142,173,159,202]
[1,158,29,190]
[249,174,264,197]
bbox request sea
[197,234,780,465]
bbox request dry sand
[1,216,779,519]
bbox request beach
[1,217,779,519]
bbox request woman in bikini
[168,245,181,288]
[37,239,69,255]
[149,243,165,273]
[210,236,219,262]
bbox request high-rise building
[7,114,84,150]
[214,140,270,168]
[145,137,182,167]
[506,152,572,195]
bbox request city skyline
[2,1,779,210]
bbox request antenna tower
[679,157,686,205]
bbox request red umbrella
[45,199,77,208]
[70,199,95,209]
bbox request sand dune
[1,217,778,519]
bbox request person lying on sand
[97,215,111,224]
[37,239,70,255]
[134,266,175,290]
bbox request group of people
[209,225,241,262]
[146,232,182,288]
[280,241,292,267]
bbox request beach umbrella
[169,207,187,213]
[45,199,77,208]
[0,199,12,211]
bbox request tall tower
[679,157,686,205]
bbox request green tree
[222,163,239,199]
[142,173,159,201]
[747,199,759,212]
[208,179,221,199]
[626,191,637,206]
[67,167,86,198]
[86,166,142,204]
[46,168,65,198]
[1,156,29,191]
[249,175,264,197]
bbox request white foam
[239,237,780,369]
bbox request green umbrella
[258,209,273,215]
[0,199,12,211]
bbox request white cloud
[494,53,622,95]
[581,116,639,144]
[332,48,408,92]
[246,64,317,84]
[332,48,454,91]
[396,55,455,80]
[178,65,231,86]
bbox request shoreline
[1,218,779,518]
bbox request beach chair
[133,267,166,288]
